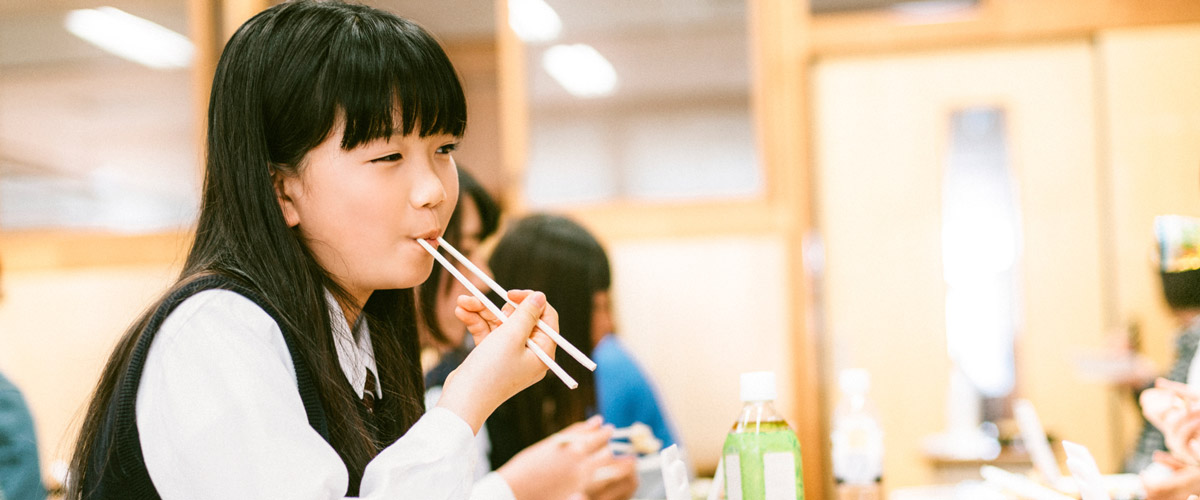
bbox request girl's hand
[585,454,639,500]
[1144,378,1200,465]
[1142,461,1200,500]
[498,417,617,500]
[436,290,559,433]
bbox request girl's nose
[411,157,448,209]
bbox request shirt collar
[324,289,380,400]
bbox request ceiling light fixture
[508,0,562,43]
[542,44,617,98]
[65,7,194,69]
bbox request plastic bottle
[831,369,884,500]
[722,371,804,500]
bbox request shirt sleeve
[469,472,516,500]
[426,384,495,481]
[1188,341,1200,387]
[137,290,478,500]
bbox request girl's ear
[271,166,301,227]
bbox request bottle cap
[839,368,870,395]
[740,371,777,402]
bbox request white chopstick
[608,441,635,455]
[611,423,649,440]
[419,238,579,389]
[436,237,597,372]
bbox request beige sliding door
[813,42,1106,489]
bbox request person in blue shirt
[583,277,676,450]
[0,371,44,500]
[592,326,678,450]
[0,261,46,500]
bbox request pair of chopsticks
[419,237,596,389]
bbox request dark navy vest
[82,275,330,499]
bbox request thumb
[506,291,546,335]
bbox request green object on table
[721,371,804,500]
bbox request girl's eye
[437,143,459,155]
[372,153,403,163]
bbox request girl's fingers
[530,328,557,363]
[505,291,548,336]
[1188,438,1200,465]
[508,289,561,329]
[507,289,535,301]
[571,425,614,455]
[1153,450,1185,469]
[1176,414,1200,439]
[498,290,535,317]
[561,415,605,434]
[455,295,502,339]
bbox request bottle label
[763,452,798,500]
[724,454,743,500]
[832,416,883,484]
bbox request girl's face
[276,117,460,304]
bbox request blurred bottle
[831,369,883,500]
[722,371,804,500]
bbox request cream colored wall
[605,235,792,475]
[813,42,1108,490]
[0,236,788,480]
[1099,25,1200,450]
[0,264,178,474]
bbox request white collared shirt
[135,289,514,500]
[324,290,380,402]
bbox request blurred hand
[436,290,558,433]
[586,454,638,500]
[1143,379,1200,465]
[498,417,616,500]
[1143,453,1200,500]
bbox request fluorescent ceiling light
[65,7,194,69]
[542,44,617,98]
[891,0,976,20]
[508,0,561,43]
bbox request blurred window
[515,0,761,207]
[0,0,198,232]
[941,107,1020,413]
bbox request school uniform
[123,278,508,499]
[423,386,515,500]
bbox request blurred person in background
[0,260,47,500]
[419,179,638,500]
[1126,215,1200,475]
[487,213,681,499]
[419,167,502,380]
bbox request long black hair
[484,214,609,467]
[67,1,466,496]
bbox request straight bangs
[325,11,467,150]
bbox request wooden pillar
[494,0,529,215]
[186,0,271,183]
[753,0,825,498]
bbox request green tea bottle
[722,371,804,500]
